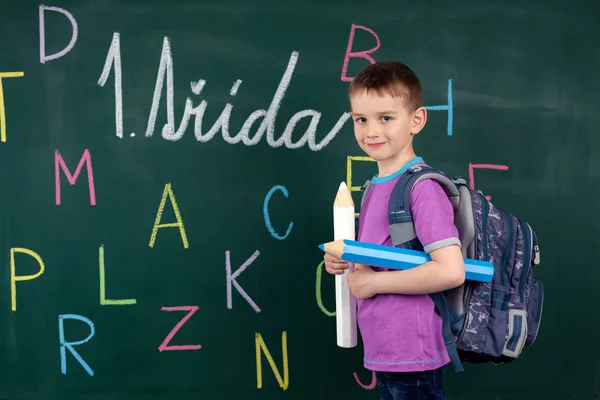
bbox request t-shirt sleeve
[410,179,461,253]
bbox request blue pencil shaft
[336,240,493,283]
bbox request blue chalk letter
[58,314,95,376]
[263,185,294,240]
[424,79,453,136]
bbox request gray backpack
[360,164,543,372]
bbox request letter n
[255,331,289,390]
[55,149,96,205]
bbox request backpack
[359,164,543,372]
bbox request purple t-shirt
[356,157,461,373]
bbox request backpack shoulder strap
[360,179,372,209]
[387,164,460,246]
[387,164,465,373]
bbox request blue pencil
[319,239,493,283]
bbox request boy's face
[350,90,426,170]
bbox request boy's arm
[371,179,466,295]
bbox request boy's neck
[377,148,419,178]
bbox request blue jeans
[375,365,447,399]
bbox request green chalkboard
[0,0,597,398]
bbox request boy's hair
[348,61,422,111]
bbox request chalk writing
[263,185,294,240]
[353,370,377,390]
[226,250,261,313]
[99,244,136,305]
[97,33,123,139]
[346,155,374,216]
[255,332,289,390]
[340,24,454,135]
[10,247,45,311]
[315,261,335,317]
[0,71,24,142]
[59,314,95,376]
[469,163,510,200]
[341,24,381,82]
[55,149,96,205]
[148,183,189,248]
[39,5,78,64]
[97,33,351,150]
[158,306,202,352]
[424,79,454,136]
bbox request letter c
[263,185,293,240]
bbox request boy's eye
[381,116,392,122]
[355,117,366,123]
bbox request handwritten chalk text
[10,247,45,311]
[149,183,189,248]
[255,331,289,390]
[99,244,136,305]
[39,5,78,64]
[226,250,261,313]
[315,261,335,317]
[263,185,294,240]
[469,163,510,200]
[98,33,351,150]
[55,149,96,206]
[158,306,202,352]
[59,314,95,376]
[0,72,24,142]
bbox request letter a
[39,5,79,64]
[10,247,45,311]
[149,183,189,248]
[255,332,289,390]
[340,24,381,82]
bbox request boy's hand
[347,263,377,300]
[323,253,349,275]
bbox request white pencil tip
[339,181,348,189]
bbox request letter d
[39,5,79,64]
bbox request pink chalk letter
[158,306,202,352]
[468,163,510,201]
[39,5,79,64]
[353,370,377,390]
[341,24,381,82]
[226,250,261,313]
[55,149,96,205]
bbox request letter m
[55,149,96,205]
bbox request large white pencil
[333,182,357,348]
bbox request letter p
[10,247,45,311]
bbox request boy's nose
[366,127,380,138]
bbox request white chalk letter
[39,5,78,64]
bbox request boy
[324,61,465,399]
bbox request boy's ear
[411,107,427,135]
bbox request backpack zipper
[478,191,489,260]
[497,208,514,287]
[518,219,534,303]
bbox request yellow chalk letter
[0,72,25,142]
[10,247,45,311]
[149,183,189,248]
[255,331,289,390]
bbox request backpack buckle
[452,176,467,185]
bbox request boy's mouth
[366,142,385,148]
